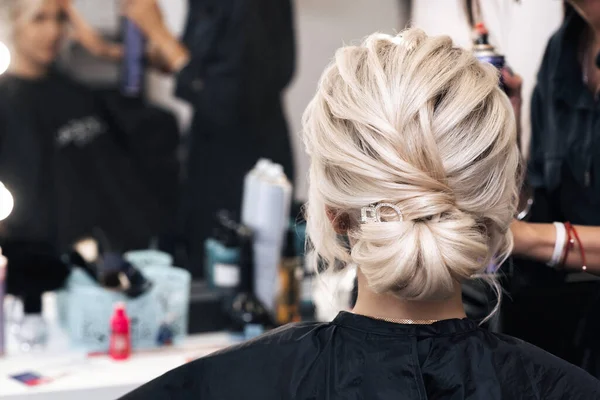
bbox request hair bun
[352,208,488,300]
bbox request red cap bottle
[109,302,131,360]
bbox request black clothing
[175,0,296,277]
[122,312,600,399]
[528,12,600,225]
[0,71,176,252]
[505,12,600,373]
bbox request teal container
[291,219,307,258]
[124,250,173,269]
[290,219,315,320]
[204,238,217,285]
[57,265,190,352]
[205,238,241,289]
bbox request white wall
[411,0,563,155]
[148,0,408,200]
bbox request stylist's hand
[502,67,523,148]
[124,0,190,73]
[60,0,122,60]
[123,0,166,40]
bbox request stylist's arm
[123,0,190,73]
[61,0,123,60]
[511,221,600,273]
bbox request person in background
[123,0,296,277]
[121,30,600,400]
[0,0,174,256]
[497,0,600,375]
[59,0,123,61]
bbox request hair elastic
[547,222,567,268]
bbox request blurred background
[49,0,564,194]
[0,1,575,399]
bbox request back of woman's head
[302,29,520,301]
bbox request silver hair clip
[361,203,404,223]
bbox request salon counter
[1,294,234,400]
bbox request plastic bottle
[293,219,316,321]
[120,17,146,96]
[109,302,131,360]
[17,294,48,352]
[205,211,242,288]
[276,228,301,325]
[205,226,240,289]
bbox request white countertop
[0,294,234,400]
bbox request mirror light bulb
[0,182,14,221]
[0,42,10,75]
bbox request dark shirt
[528,12,600,225]
[121,312,600,399]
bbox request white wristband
[547,222,566,268]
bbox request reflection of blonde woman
[122,30,600,399]
[0,0,170,253]
[0,0,120,72]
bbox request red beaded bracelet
[563,222,588,272]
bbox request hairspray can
[472,22,505,89]
[241,159,273,229]
[121,17,146,96]
[253,164,292,311]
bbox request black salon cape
[0,71,176,251]
[121,312,600,399]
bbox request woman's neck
[352,269,467,322]
[9,53,49,79]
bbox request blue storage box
[124,250,173,268]
[57,265,190,352]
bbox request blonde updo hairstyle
[302,29,520,303]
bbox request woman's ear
[326,207,350,235]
